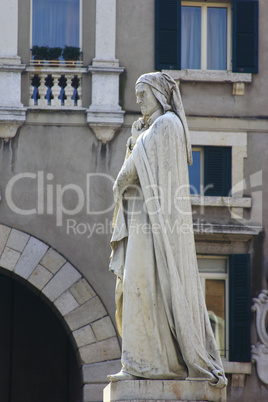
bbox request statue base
[103,379,226,402]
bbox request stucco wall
[0,113,130,324]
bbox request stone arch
[0,224,121,402]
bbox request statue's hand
[131,118,146,145]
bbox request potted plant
[47,47,62,66]
[31,45,49,65]
[62,46,81,66]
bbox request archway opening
[0,273,82,402]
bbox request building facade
[0,0,267,401]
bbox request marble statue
[108,72,227,389]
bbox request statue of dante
[108,72,227,389]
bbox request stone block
[83,360,122,384]
[73,325,96,348]
[84,383,107,402]
[54,290,80,316]
[92,316,116,341]
[65,297,107,331]
[0,225,11,256]
[70,278,96,305]
[28,264,53,290]
[14,236,49,279]
[103,379,227,402]
[79,337,121,364]
[6,228,29,252]
[40,248,66,274]
[0,246,20,271]
[42,262,81,302]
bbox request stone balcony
[26,61,87,108]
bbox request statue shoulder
[154,111,184,132]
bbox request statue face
[135,83,160,117]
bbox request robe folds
[110,111,227,388]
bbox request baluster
[44,75,54,106]
[77,74,82,107]
[29,73,34,106]
[65,74,73,107]
[30,73,41,106]
[71,75,80,107]
[38,74,48,107]
[51,73,61,106]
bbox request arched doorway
[0,273,82,402]
[0,224,121,401]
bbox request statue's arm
[113,118,146,203]
[113,152,138,203]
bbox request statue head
[135,72,193,165]
[135,72,175,114]
[135,82,161,118]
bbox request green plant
[47,47,62,60]
[62,46,81,61]
[31,45,49,60]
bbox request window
[197,254,251,362]
[155,0,259,73]
[32,0,80,49]
[198,256,228,358]
[181,2,230,70]
[188,146,231,196]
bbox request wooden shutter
[204,147,231,196]
[229,254,251,362]
[232,0,259,73]
[155,0,181,70]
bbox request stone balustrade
[27,66,87,108]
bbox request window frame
[189,145,232,197]
[30,0,83,53]
[181,1,232,71]
[155,0,258,81]
[197,255,229,360]
[189,147,204,195]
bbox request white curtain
[32,0,79,48]
[181,6,201,69]
[207,7,227,70]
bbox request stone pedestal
[103,379,226,402]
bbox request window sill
[163,69,252,95]
[191,195,252,222]
[163,69,252,83]
[190,195,251,208]
[223,361,252,375]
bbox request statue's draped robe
[110,111,225,385]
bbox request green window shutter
[229,254,251,362]
[232,0,259,73]
[204,147,231,196]
[155,0,181,70]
